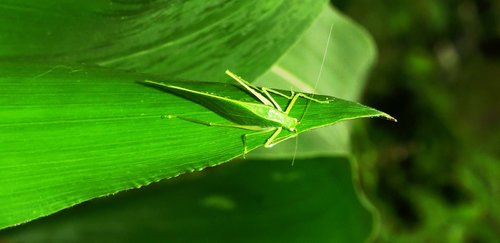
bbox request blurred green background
[332,0,499,242]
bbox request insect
[140,70,329,157]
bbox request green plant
[0,1,388,241]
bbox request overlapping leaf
[0,0,327,80]
[1,158,372,243]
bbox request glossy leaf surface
[0,63,391,229]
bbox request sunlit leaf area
[1,0,498,242]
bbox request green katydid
[140,25,394,160]
[140,70,330,157]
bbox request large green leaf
[0,157,372,243]
[0,63,392,229]
[0,0,327,80]
[252,6,378,158]
[0,2,390,240]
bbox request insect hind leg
[242,127,298,161]
[164,115,263,130]
[165,114,274,158]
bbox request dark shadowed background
[333,0,499,241]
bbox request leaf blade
[0,63,391,229]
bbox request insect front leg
[241,126,296,158]
[264,127,283,147]
[242,128,276,158]
[265,128,298,147]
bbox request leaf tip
[380,112,397,122]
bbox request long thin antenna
[292,24,334,166]
[300,24,334,121]
[291,132,299,166]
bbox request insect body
[141,70,329,156]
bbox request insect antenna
[292,24,334,166]
[300,23,334,122]
[291,130,299,166]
